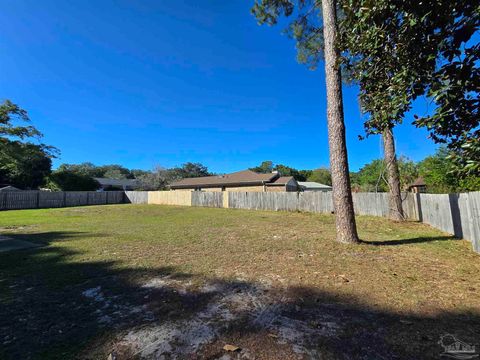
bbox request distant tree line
[1,100,477,193]
[47,162,211,191]
[250,153,480,194]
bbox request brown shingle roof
[266,176,295,186]
[169,170,277,189]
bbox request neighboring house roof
[0,186,20,192]
[170,169,278,189]
[266,176,296,186]
[410,177,426,187]
[93,178,139,188]
[298,181,332,190]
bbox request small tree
[308,168,332,186]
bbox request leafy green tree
[0,142,53,189]
[307,168,332,186]
[56,163,135,179]
[250,160,274,174]
[57,163,102,177]
[0,100,57,189]
[98,165,134,179]
[356,159,388,192]
[169,162,211,180]
[340,0,479,186]
[250,161,314,181]
[46,169,100,191]
[397,156,419,191]
[298,169,313,181]
[418,148,459,193]
[353,157,419,192]
[275,164,311,181]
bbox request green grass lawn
[0,204,479,359]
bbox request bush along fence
[1,190,478,254]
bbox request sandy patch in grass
[104,275,338,359]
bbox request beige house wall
[224,185,265,192]
[266,186,286,192]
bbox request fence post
[36,191,40,209]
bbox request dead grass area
[0,204,479,359]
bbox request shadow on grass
[0,231,478,360]
[361,235,455,246]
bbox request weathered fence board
[298,192,333,213]
[38,192,64,208]
[124,191,148,204]
[65,192,89,207]
[0,191,125,210]
[417,193,455,235]
[106,191,124,204]
[352,192,389,217]
[466,192,480,252]
[0,191,37,210]
[191,191,223,208]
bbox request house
[408,177,427,193]
[169,169,299,192]
[94,178,140,191]
[0,185,21,192]
[298,181,332,192]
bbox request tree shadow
[0,231,478,360]
[360,235,455,246]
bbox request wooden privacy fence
[156,190,479,253]
[0,191,125,210]
[1,189,478,253]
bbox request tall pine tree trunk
[321,0,359,244]
[383,127,404,221]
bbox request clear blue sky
[0,0,438,173]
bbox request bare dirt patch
[101,275,340,359]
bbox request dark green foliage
[0,141,52,189]
[307,167,332,185]
[418,147,480,193]
[250,160,274,174]
[47,170,100,191]
[168,162,211,179]
[250,161,311,181]
[57,163,135,179]
[0,100,57,189]
[340,0,479,176]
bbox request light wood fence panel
[191,192,223,208]
[148,191,192,206]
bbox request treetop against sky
[0,0,439,173]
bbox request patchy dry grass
[0,204,479,359]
